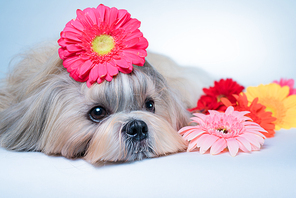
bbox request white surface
[1,1,296,197]
[1,129,296,198]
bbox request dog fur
[0,43,211,164]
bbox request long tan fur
[0,43,208,164]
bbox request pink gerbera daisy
[58,4,149,87]
[179,106,266,156]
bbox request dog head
[0,46,189,163]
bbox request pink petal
[183,129,207,141]
[70,71,86,83]
[251,144,260,151]
[70,19,84,31]
[210,138,227,155]
[236,140,249,153]
[96,4,107,23]
[58,48,71,60]
[135,37,149,49]
[244,130,266,138]
[225,106,234,115]
[118,65,133,74]
[244,125,266,132]
[63,25,82,35]
[196,134,210,148]
[66,44,82,53]
[106,62,119,76]
[76,9,93,28]
[226,138,239,157]
[84,7,97,25]
[190,116,205,125]
[122,29,143,41]
[122,18,141,33]
[98,63,107,78]
[178,126,197,135]
[97,76,105,84]
[199,135,219,154]
[107,7,118,25]
[121,51,145,66]
[124,49,147,58]
[105,74,113,82]
[187,137,200,152]
[115,9,131,28]
[58,38,67,47]
[63,32,81,42]
[123,37,140,48]
[240,133,261,149]
[88,66,98,83]
[193,113,207,120]
[78,60,93,78]
[113,58,130,69]
[235,136,252,152]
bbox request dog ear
[0,44,66,151]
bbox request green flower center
[92,35,114,55]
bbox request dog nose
[124,120,148,141]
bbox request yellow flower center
[92,35,114,55]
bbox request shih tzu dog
[0,5,211,164]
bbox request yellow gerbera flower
[245,83,296,130]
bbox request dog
[0,43,211,164]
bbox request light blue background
[0,0,295,86]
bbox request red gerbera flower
[221,93,277,138]
[203,78,245,103]
[189,78,244,114]
[58,4,148,87]
[188,95,226,114]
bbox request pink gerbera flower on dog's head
[179,106,266,156]
[58,4,148,87]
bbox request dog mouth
[120,119,155,160]
[123,138,156,161]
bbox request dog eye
[145,99,155,113]
[89,106,107,122]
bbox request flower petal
[199,135,219,154]
[88,65,99,85]
[122,18,141,33]
[78,60,93,79]
[240,133,261,149]
[106,63,119,77]
[210,138,227,155]
[115,9,131,28]
[96,4,107,23]
[107,7,118,25]
[187,136,200,152]
[183,129,207,140]
[226,138,239,156]
[235,136,252,152]
[98,63,107,78]
[83,7,98,25]
[196,134,210,149]
[121,51,145,66]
